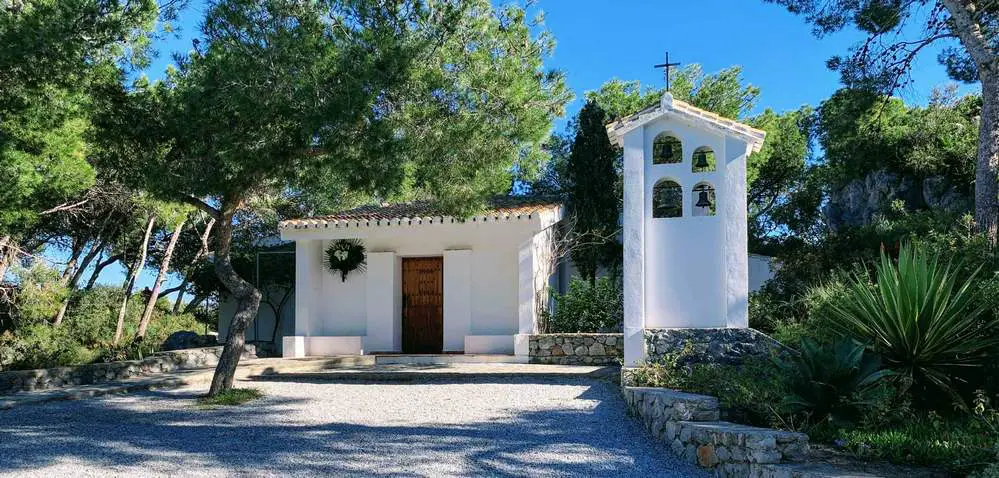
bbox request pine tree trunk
[183,292,208,315]
[939,0,999,245]
[114,215,156,345]
[172,279,189,314]
[52,241,105,326]
[975,77,999,244]
[172,217,214,315]
[0,235,12,282]
[85,254,120,290]
[207,204,261,397]
[59,242,84,283]
[136,220,185,339]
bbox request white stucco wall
[643,119,727,329]
[280,214,558,356]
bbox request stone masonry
[644,328,786,366]
[528,333,622,365]
[0,345,255,395]
[623,386,809,477]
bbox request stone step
[665,420,809,468]
[623,387,722,422]
[372,354,529,365]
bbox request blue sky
[90,0,976,294]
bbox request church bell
[695,189,712,208]
[693,151,710,169]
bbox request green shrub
[780,337,893,428]
[11,265,69,325]
[64,286,124,346]
[0,283,204,371]
[95,339,158,363]
[819,243,999,404]
[629,346,790,429]
[542,277,622,333]
[0,323,96,371]
[971,463,999,478]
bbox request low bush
[542,277,622,333]
[0,323,97,370]
[971,464,999,478]
[780,337,894,430]
[0,279,205,371]
[629,346,790,429]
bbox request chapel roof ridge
[606,92,766,152]
[279,194,562,229]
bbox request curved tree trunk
[114,215,156,344]
[208,203,261,396]
[173,217,215,314]
[172,279,188,314]
[86,253,121,290]
[53,240,105,326]
[136,219,185,340]
[183,292,208,315]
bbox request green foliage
[10,264,70,325]
[818,88,979,188]
[836,414,997,470]
[629,348,789,428]
[196,388,263,408]
[115,0,570,218]
[819,243,999,402]
[972,464,999,478]
[542,277,622,333]
[765,0,995,90]
[780,338,894,427]
[0,283,201,371]
[585,64,758,122]
[566,101,620,280]
[0,0,159,236]
[0,323,96,370]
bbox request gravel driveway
[0,375,706,477]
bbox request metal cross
[653,52,681,91]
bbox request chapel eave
[605,93,766,153]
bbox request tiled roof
[279,196,562,229]
[606,93,766,152]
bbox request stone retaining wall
[0,345,255,395]
[623,386,809,477]
[528,333,622,365]
[645,328,786,366]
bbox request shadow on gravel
[0,377,705,477]
[244,370,620,385]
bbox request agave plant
[781,337,893,426]
[821,243,999,400]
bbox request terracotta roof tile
[279,196,561,229]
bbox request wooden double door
[401,257,444,354]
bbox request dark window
[653,179,683,218]
[653,134,682,165]
[691,147,716,173]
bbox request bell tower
[607,91,766,366]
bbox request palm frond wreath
[325,239,366,282]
